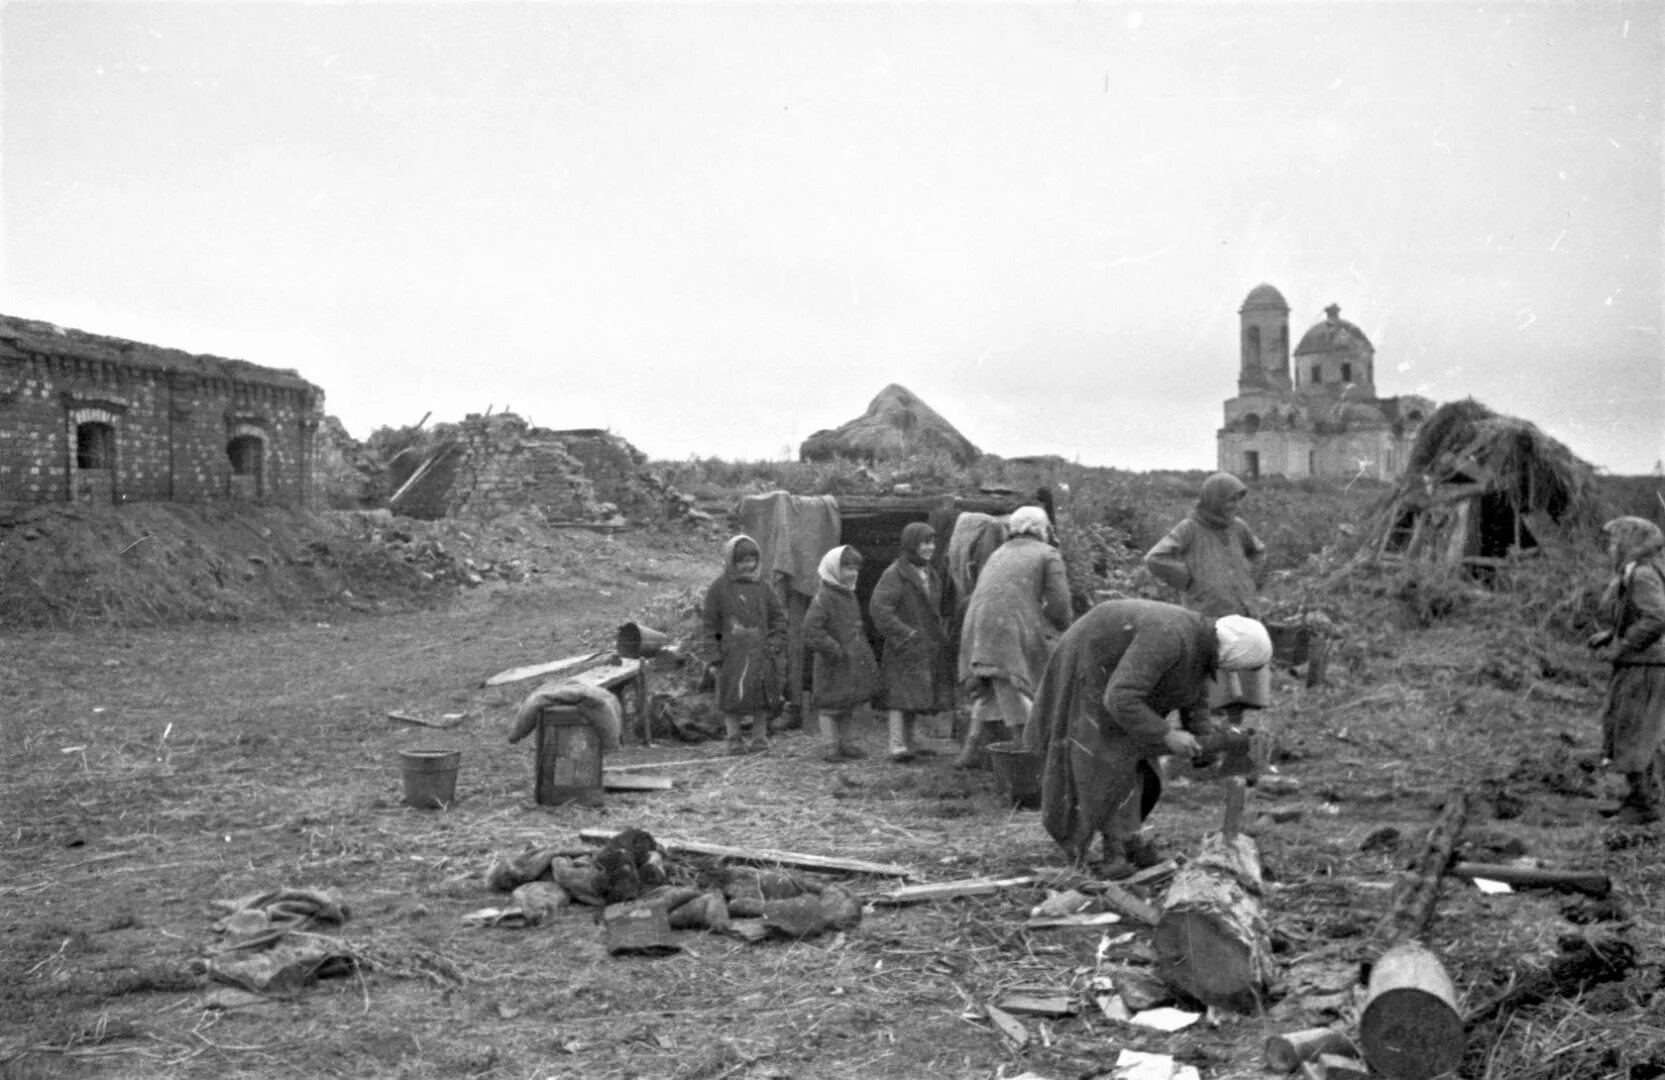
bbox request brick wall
[0,317,324,510]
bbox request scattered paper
[1113,1049,1176,1080]
[1472,877,1514,894]
[1130,1006,1201,1032]
[1030,889,1095,918]
[1174,1068,1201,1080]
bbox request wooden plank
[483,651,603,688]
[566,659,643,692]
[578,828,916,880]
[873,876,1036,905]
[602,773,674,793]
[1449,862,1610,898]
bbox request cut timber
[1358,941,1464,1080]
[483,651,603,688]
[578,828,915,879]
[1153,831,1275,1013]
[565,659,644,693]
[874,876,1036,905]
[1078,880,1160,927]
[1448,862,1610,898]
[1265,1027,1355,1073]
[1372,792,1468,949]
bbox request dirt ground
[2,502,1662,1080]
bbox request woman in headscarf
[955,505,1073,768]
[869,522,955,762]
[1144,472,1270,722]
[801,545,879,762]
[1026,599,1273,879]
[701,535,787,755]
[1589,516,1665,824]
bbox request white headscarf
[1008,505,1050,541]
[1214,615,1272,671]
[817,545,856,587]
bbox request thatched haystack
[799,384,980,466]
[1363,398,1599,567]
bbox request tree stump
[1358,941,1464,1079]
[1153,831,1275,1012]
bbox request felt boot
[836,715,867,759]
[952,718,992,771]
[1124,832,1162,870]
[819,713,844,763]
[905,714,937,757]
[887,710,916,763]
[723,715,746,757]
[1612,772,1660,825]
[747,715,771,754]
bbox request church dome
[1295,303,1373,355]
[1240,283,1289,312]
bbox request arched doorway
[227,434,265,499]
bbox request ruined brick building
[1217,284,1435,481]
[0,314,324,510]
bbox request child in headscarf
[801,545,879,762]
[1144,472,1270,723]
[701,535,787,755]
[870,522,955,762]
[1588,516,1665,825]
[956,505,1072,768]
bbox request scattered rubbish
[1129,1006,1200,1032]
[983,1002,1029,1049]
[1472,877,1513,894]
[996,993,1076,1017]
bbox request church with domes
[1217,284,1435,481]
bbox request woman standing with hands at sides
[870,522,956,763]
[701,534,787,756]
[1588,516,1665,825]
[1144,472,1270,724]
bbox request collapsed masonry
[385,412,698,525]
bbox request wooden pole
[1358,941,1465,1079]
[1372,792,1468,949]
[636,664,652,748]
[1448,862,1609,898]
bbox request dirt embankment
[0,502,697,630]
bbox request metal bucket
[400,748,461,809]
[987,741,1042,810]
[616,622,670,659]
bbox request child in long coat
[870,522,955,762]
[801,546,879,762]
[1590,516,1665,825]
[701,535,787,755]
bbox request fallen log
[1358,940,1464,1080]
[1372,792,1468,949]
[1153,831,1275,1013]
[1448,862,1610,899]
[578,828,915,879]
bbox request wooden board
[578,828,916,880]
[566,659,643,692]
[483,651,603,688]
[873,876,1036,906]
[602,773,674,793]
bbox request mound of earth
[0,502,617,629]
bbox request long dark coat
[701,571,787,715]
[801,582,879,710]
[1025,600,1218,861]
[869,558,955,713]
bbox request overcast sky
[3,2,1660,473]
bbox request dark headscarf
[900,522,936,566]
[1194,472,1248,530]
[724,534,762,583]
